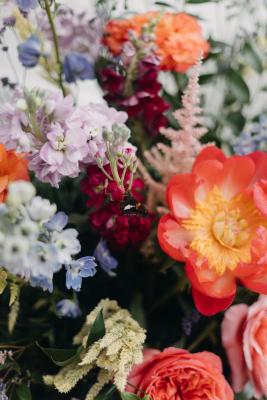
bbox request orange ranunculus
[103,12,209,73]
[0,143,29,202]
[127,347,234,400]
[158,146,267,315]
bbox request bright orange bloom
[104,12,209,73]
[0,143,29,202]
[158,146,267,315]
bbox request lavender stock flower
[63,52,95,83]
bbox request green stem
[43,0,66,96]
[187,320,217,352]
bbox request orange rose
[0,143,29,202]
[103,12,209,73]
[127,347,234,399]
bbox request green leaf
[121,394,150,400]
[226,69,250,104]
[86,309,106,347]
[130,293,147,329]
[154,1,176,7]
[15,385,32,400]
[37,343,82,366]
[0,269,7,294]
[96,385,117,400]
[242,42,263,74]
[121,394,140,400]
[9,282,19,306]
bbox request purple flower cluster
[36,5,104,60]
[0,89,128,187]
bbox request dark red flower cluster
[99,55,169,137]
[81,165,154,249]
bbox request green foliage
[0,268,8,294]
[86,308,106,346]
[242,42,263,74]
[37,343,82,367]
[226,69,250,104]
[15,385,32,400]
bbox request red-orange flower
[158,146,267,315]
[0,143,29,202]
[104,12,209,73]
[127,347,234,400]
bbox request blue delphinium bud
[94,239,118,277]
[56,299,81,318]
[17,35,42,68]
[15,0,38,12]
[63,52,95,83]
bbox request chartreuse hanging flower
[44,299,146,399]
[158,146,267,316]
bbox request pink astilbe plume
[138,60,207,211]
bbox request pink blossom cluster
[0,89,128,187]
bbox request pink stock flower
[222,295,267,398]
[0,88,129,187]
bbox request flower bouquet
[1,0,267,399]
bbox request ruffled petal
[253,180,267,217]
[158,214,191,261]
[166,173,197,219]
[193,145,227,168]
[221,304,249,392]
[192,287,235,316]
[185,262,236,299]
[218,156,255,199]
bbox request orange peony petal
[158,214,192,262]
[192,287,235,316]
[253,180,267,217]
[241,275,267,295]
[166,174,197,219]
[185,262,236,299]
[218,156,255,199]
[248,151,267,184]
[193,145,227,169]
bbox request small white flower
[52,229,81,263]
[16,219,39,238]
[16,98,28,112]
[7,181,36,207]
[27,196,57,222]
[2,235,30,277]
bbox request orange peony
[0,143,29,202]
[127,347,234,399]
[104,12,209,73]
[158,146,267,315]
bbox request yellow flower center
[183,187,266,275]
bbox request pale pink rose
[222,295,267,398]
[127,347,233,399]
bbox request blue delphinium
[63,52,95,83]
[18,35,42,68]
[15,0,38,12]
[56,299,81,318]
[94,239,118,277]
[234,114,267,155]
[44,211,68,232]
[65,257,97,291]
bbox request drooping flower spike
[158,145,267,315]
